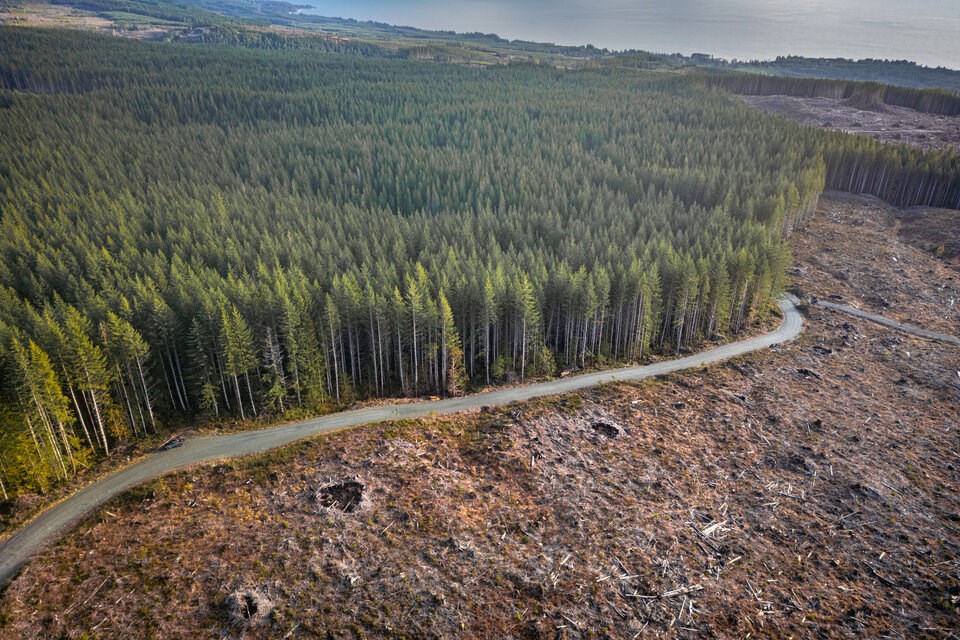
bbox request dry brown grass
[0,4,113,30]
[792,192,960,335]
[742,94,960,154]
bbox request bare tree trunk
[377,317,386,396]
[234,375,245,420]
[24,414,57,484]
[116,374,139,438]
[82,368,110,456]
[485,310,491,385]
[125,365,147,435]
[396,321,405,394]
[411,308,419,396]
[89,388,110,456]
[215,350,231,411]
[160,352,176,409]
[135,356,156,432]
[67,382,96,452]
[520,316,527,381]
[56,421,77,473]
[172,346,190,411]
[166,344,186,412]
[329,319,340,404]
[245,372,257,417]
[30,397,67,479]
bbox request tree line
[733,57,960,93]
[698,70,960,116]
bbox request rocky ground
[742,95,960,154]
[0,194,958,638]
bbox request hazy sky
[306,0,960,68]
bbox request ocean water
[304,0,960,69]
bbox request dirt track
[815,299,960,346]
[0,297,803,590]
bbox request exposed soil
[316,480,366,513]
[0,3,113,31]
[742,94,960,153]
[226,587,274,627]
[791,192,960,335]
[900,207,960,268]
[0,195,958,638]
[0,3,187,41]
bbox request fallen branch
[624,584,704,600]
[64,577,110,615]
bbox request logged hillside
[1,195,956,639]
[0,27,956,498]
[698,73,960,209]
[701,71,960,116]
[735,57,960,93]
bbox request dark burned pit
[226,588,274,626]
[317,480,365,512]
[591,421,620,438]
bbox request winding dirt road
[0,297,804,590]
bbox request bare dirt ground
[792,192,960,335]
[0,3,112,31]
[742,95,960,153]
[1,195,958,638]
[0,3,183,41]
[900,207,960,268]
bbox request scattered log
[624,584,704,600]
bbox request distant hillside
[186,0,623,59]
[23,0,960,86]
[735,56,960,93]
[50,0,240,27]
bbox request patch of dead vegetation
[791,192,960,335]
[0,3,113,30]
[315,479,366,513]
[899,207,960,268]
[226,587,274,627]
[0,197,958,638]
[742,94,960,153]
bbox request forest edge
[0,295,803,591]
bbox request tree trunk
[245,372,257,417]
[166,344,186,412]
[234,374,245,420]
[84,370,110,456]
[135,356,156,432]
[520,315,527,381]
[67,383,96,452]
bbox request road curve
[0,297,803,590]
[814,299,960,346]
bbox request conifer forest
[0,27,957,496]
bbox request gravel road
[0,297,803,590]
[815,299,960,345]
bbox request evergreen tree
[220,305,257,419]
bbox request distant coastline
[302,0,960,70]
